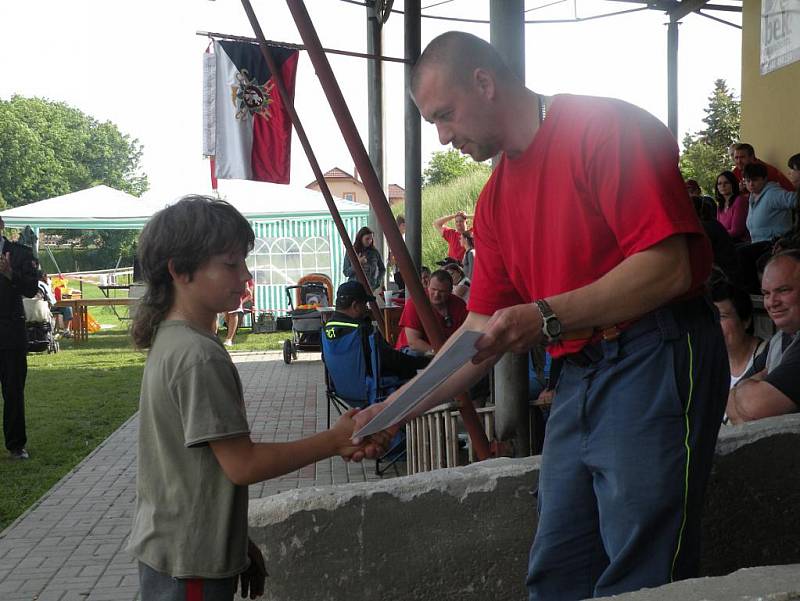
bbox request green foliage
[422,149,491,188]
[679,79,741,196]
[393,169,490,269]
[0,96,148,207]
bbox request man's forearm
[548,235,692,333]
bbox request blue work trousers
[526,298,728,600]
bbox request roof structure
[0,182,367,230]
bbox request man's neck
[502,89,549,159]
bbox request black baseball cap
[336,281,375,303]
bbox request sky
[0,0,743,203]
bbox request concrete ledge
[596,564,800,600]
[249,415,800,601]
[249,457,539,601]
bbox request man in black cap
[0,216,40,460]
[324,281,429,380]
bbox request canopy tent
[0,185,156,230]
[0,182,367,229]
[0,183,369,313]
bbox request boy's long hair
[131,196,255,349]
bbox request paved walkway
[0,352,391,601]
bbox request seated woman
[443,263,470,302]
[715,170,749,243]
[711,280,768,390]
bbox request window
[248,235,331,287]
[343,192,355,201]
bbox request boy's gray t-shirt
[127,320,251,578]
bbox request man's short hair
[429,269,453,288]
[743,162,768,180]
[734,143,755,157]
[788,153,800,171]
[766,249,800,271]
[396,214,405,226]
[410,31,516,95]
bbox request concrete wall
[248,415,800,601]
[741,0,800,170]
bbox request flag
[203,40,299,185]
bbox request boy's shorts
[139,562,237,601]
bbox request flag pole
[279,0,494,461]
[232,6,385,330]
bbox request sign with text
[761,0,800,74]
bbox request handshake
[329,402,397,462]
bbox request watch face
[545,318,562,338]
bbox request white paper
[354,329,483,438]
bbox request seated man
[395,269,468,355]
[732,143,794,191]
[727,251,800,423]
[324,281,429,381]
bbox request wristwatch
[534,299,562,343]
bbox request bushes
[38,247,134,274]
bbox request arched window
[300,236,331,273]
[268,237,302,286]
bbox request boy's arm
[210,410,361,486]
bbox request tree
[0,96,148,266]
[0,96,148,207]
[679,79,740,196]
[422,149,490,187]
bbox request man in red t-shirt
[353,32,728,600]
[395,270,467,353]
[433,211,472,262]
[732,143,794,192]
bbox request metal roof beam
[669,0,710,21]
[610,0,741,13]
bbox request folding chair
[321,322,370,427]
[321,325,405,475]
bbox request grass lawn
[0,280,293,532]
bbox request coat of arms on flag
[203,40,299,185]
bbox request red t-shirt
[733,160,794,192]
[468,94,711,358]
[395,293,468,350]
[441,227,471,262]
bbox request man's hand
[238,539,267,599]
[0,252,11,279]
[330,408,369,461]
[347,402,399,462]
[473,303,542,363]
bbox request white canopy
[0,182,367,230]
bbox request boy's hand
[238,539,267,599]
[331,409,367,460]
[347,402,400,462]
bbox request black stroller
[23,297,60,354]
[282,281,330,364]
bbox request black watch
[535,299,562,343]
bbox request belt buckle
[601,326,620,341]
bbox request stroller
[22,296,59,354]
[282,280,331,365]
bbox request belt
[562,324,622,343]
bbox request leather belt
[562,325,622,342]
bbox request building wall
[307,180,367,204]
[741,0,800,170]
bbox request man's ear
[473,68,496,100]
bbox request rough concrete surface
[248,415,800,601]
[248,457,539,601]
[596,564,800,600]
[702,415,800,576]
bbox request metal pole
[366,1,385,279]
[490,0,530,457]
[667,18,679,138]
[284,0,492,461]
[404,0,422,271]
[238,0,384,330]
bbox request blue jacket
[746,182,797,242]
